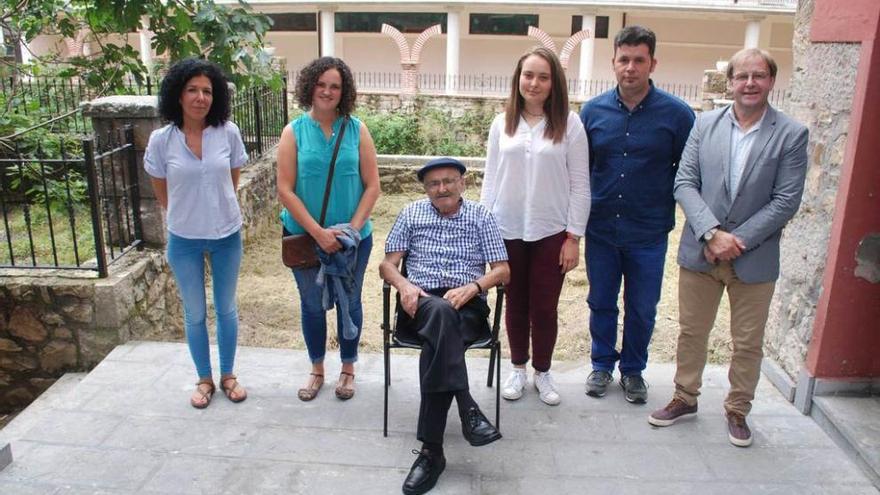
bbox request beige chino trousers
[673,262,775,416]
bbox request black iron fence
[0,117,142,277]
[231,77,289,162]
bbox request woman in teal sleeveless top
[276,57,380,402]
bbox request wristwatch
[703,228,719,242]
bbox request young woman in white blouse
[480,46,590,405]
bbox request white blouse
[144,122,248,239]
[480,111,590,242]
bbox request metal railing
[290,71,789,108]
[0,117,142,277]
[231,77,289,162]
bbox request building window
[335,13,447,33]
[267,13,318,32]
[571,15,610,38]
[469,14,538,36]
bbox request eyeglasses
[732,72,770,83]
[424,177,461,190]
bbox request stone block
[0,442,10,472]
[0,339,21,352]
[60,301,93,324]
[38,341,78,372]
[94,275,135,329]
[0,354,38,371]
[2,387,35,406]
[39,312,64,326]
[77,327,122,367]
[8,307,47,343]
[52,327,73,340]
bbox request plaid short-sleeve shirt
[385,198,508,291]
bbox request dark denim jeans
[292,234,372,364]
[586,235,668,376]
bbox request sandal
[298,373,324,402]
[335,371,355,401]
[190,378,215,409]
[220,374,247,403]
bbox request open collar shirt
[726,106,767,197]
[580,83,695,246]
[385,198,508,291]
[144,122,248,239]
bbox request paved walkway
[0,341,876,494]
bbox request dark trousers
[504,232,567,372]
[396,289,489,444]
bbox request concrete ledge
[814,377,880,396]
[0,443,10,472]
[812,396,880,490]
[761,358,796,402]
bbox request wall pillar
[81,96,166,247]
[319,10,336,57]
[744,16,764,48]
[578,13,597,99]
[446,9,461,95]
[139,16,153,72]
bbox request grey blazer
[674,105,809,284]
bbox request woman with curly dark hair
[277,57,380,402]
[144,58,249,408]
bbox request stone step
[812,395,880,490]
[0,372,86,472]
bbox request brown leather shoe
[648,398,698,427]
[726,412,753,447]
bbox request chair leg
[384,344,390,438]
[495,343,501,431]
[487,344,497,388]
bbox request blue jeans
[586,235,668,376]
[166,230,242,380]
[292,234,372,364]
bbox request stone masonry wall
[763,0,860,378]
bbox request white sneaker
[534,371,561,406]
[502,369,527,400]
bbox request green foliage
[355,103,496,157]
[1,0,277,91]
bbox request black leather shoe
[461,406,502,447]
[402,449,446,495]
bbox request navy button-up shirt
[580,83,695,246]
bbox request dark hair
[158,58,231,128]
[614,25,657,58]
[726,48,778,79]
[295,57,357,116]
[505,46,569,144]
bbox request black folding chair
[381,280,505,437]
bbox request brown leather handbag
[282,116,349,269]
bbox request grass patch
[0,204,97,267]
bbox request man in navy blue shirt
[579,26,695,404]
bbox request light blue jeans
[166,230,242,380]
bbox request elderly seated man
[379,157,510,495]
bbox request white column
[445,10,461,95]
[19,40,32,65]
[139,16,153,72]
[578,13,597,99]
[744,17,762,49]
[320,10,336,57]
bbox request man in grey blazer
[648,48,808,448]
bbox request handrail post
[83,137,108,277]
[125,125,143,250]
[253,86,263,156]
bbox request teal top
[280,114,373,239]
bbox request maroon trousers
[504,231,567,372]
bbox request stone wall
[763,0,860,379]
[0,252,181,410]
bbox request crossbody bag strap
[317,115,349,227]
